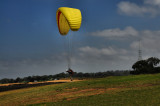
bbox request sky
[1,0,160,78]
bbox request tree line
[0,70,130,84]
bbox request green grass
[34,86,160,106]
[0,74,160,106]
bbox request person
[66,68,74,81]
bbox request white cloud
[144,0,160,6]
[79,46,117,56]
[131,30,160,50]
[130,29,160,60]
[117,1,159,17]
[87,26,160,62]
[77,45,134,71]
[79,46,128,59]
[89,26,138,38]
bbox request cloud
[89,26,138,38]
[77,45,135,71]
[117,1,159,17]
[144,0,160,6]
[79,46,128,59]
[87,26,160,61]
[79,46,117,56]
[131,30,160,52]
[78,26,160,71]
[129,29,160,61]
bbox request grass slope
[0,74,160,106]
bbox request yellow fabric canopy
[56,7,82,35]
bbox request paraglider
[56,7,82,35]
[56,7,82,81]
[66,68,74,81]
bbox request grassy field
[0,74,160,106]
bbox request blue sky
[1,0,160,78]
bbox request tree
[131,57,160,74]
[147,57,160,68]
[15,77,22,83]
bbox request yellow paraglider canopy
[56,7,82,35]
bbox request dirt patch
[0,80,81,87]
[0,80,82,92]
[0,83,21,87]
[56,85,153,102]
[56,87,119,101]
[58,89,96,96]
[47,80,81,83]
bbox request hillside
[0,74,160,106]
